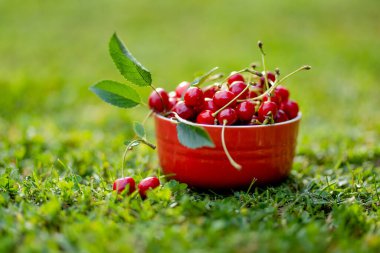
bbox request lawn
[1,0,380,252]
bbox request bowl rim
[155,112,302,129]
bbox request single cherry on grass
[138,177,160,198]
[258,101,278,122]
[213,90,237,109]
[227,73,245,85]
[148,88,170,113]
[196,110,215,125]
[217,108,237,125]
[113,177,136,194]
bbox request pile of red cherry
[113,176,160,198]
[148,71,299,125]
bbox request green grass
[1,0,380,252]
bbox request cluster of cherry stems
[148,71,299,127]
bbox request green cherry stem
[248,65,311,102]
[172,112,198,126]
[142,110,154,126]
[258,41,269,91]
[221,120,242,170]
[277,65,311,84]
[121,139,156,178]
[218,68,262,88]
[121,140,139,178]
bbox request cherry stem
[121,139,156,178]
[212,81,251,118]
[277,65,311,84]
[218,68,262,88]
[142,110,153,126]
[192,67,220,87]
[172,112,198,126]
[221,120,242,170]
[248,65,311,102]
[258,41,269,91]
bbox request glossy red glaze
[154,113,301,189]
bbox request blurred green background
[1,0,380,251]
[1,0,380,137]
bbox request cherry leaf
[90,80,140,108]
[109,33,152,87]
[176,122,215,149]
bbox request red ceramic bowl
[154,113,301,189]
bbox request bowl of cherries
[149,46,310,189]
[91,35,310,191]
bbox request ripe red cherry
[275,109,289,123]
[281,100,299,119]
[258,101,278,122]
[173,101,195,120]
[248,88,262,98]
[196,110,215,125]
[203,98,217,112]
[263,93,282,106]
[113,177,136,194]
[274,85,289,102]
[259,72,276,87]
[227,73,245,85]
[217,108,237,125]
[168,96,177,110]
[138,177,160,198]
[184,87,204,107]
[203,85,220,99]
[236,101,256,122]
[175,81,190,98]
[148,88,170,113]
[213,90,237,109]
[229,81,249,99]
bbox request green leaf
[90,80,140,108]
[133,122,146,139]
[124,140,140,148]
[176,123,215,149]
[191,67,219,86]
[109,33,152,87]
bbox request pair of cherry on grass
[148,72,299,126]
[113,176,160,198]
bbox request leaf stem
[142,110,153,126]
[121,139,156,177]
[221,120,242,170]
